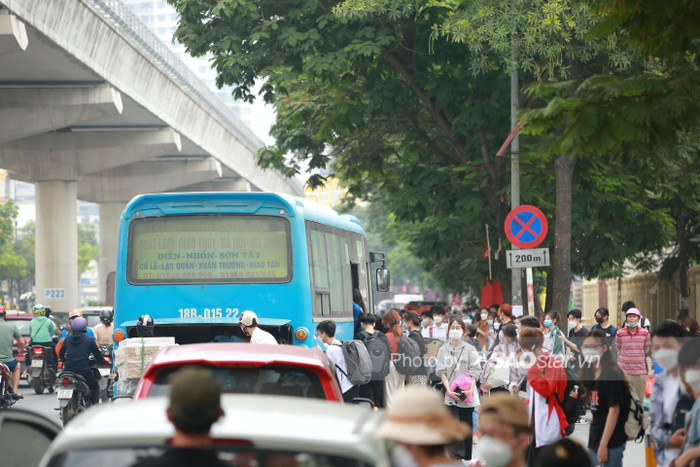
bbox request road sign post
[526,268,535,315]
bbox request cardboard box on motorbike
[114,337,176,394]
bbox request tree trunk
[678,212,690,319]
[551,153,577,315]
[545,262,554,313]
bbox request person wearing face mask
[383,310,407,407]
[580,330,630,467]
[431,306,449,343]
[476,308,493,352]
[675,337,700,467]
[480,323,523,393]
[375,386,471,467]
[519,326,568,466]
[591,307,617,357]
[565,309,589,369]
[649,320,689,467]
[542,311,568,364]
[615,307,651,405]
[476,392,531,467]
[435,318,483,461]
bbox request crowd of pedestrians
[311,299,700,467]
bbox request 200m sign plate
[506,248,550,269]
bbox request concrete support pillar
[35,181,79,313]
[98,202,123,303]
[0,13,28,56]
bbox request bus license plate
[57,388,73,399]
[31,360,43,368]
[98,368,110,376]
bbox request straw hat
[375,386,471,445]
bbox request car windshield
[85,315,101,328]
[47,447,372,467]
[9,320,30,337]
[147,365,326,399]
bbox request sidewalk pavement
[569,417,646,467]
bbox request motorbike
[26,343,57,395]
[97,345,113,402]
[55,370,92,426]
[0,361,18,408]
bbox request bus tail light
[113,329,126,343]
[295,327,308,341]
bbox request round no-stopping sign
[504,205,548,249]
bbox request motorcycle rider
[58,316,105,406]
[27,304,57,370]
[58,309,95,340]
[0,306,24,398]
[44,306,61,336]
[93,308,114,346]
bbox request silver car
[2,394,390,467]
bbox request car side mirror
[376,267,390,292]
[352,397,376,409]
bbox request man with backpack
[355,313,390,407]
[317,320,368,403]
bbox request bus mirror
[376,268,390,292]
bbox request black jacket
[59,332,105,373]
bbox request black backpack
[553,365,582,436]
[362,332,390,380]
[394,335,421,375]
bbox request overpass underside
[0,1,302,310]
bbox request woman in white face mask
[580,330,630,467]
[674,336,700,467]
[648,320,688,467]
[435,318,483,461]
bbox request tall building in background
[122,0,255,128]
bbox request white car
[2,394,390,467]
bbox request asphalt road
[14,379,62,425]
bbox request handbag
[435,347,465,395]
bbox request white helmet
[238,310,258,327]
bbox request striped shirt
[615,326,650,375]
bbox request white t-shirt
[528,384,562,447]
[422,323,447,342]
[250,327,278,345]
[327,340,353,393]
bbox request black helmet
[100,308,114,326]
[136,314,154,337]
[44,306,52,317]
[137,314,153,326]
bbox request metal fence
[85,0,262,153]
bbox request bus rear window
[127,215,291,284]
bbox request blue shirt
[59,327,94,340]
[353,302,362,332]
[683,396,700,452]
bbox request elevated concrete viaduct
[0,1,302,310]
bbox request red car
[132,343,343,402]
[6,312,32,378]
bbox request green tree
[167,0,680,310]
[78,222,98,279]
[0,202,27,306]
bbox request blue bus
[112,192,389,347]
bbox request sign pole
[526,267,535,315]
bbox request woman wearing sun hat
[375,386,471,466]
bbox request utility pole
[510,5,522,311]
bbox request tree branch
[381,48,467,163]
